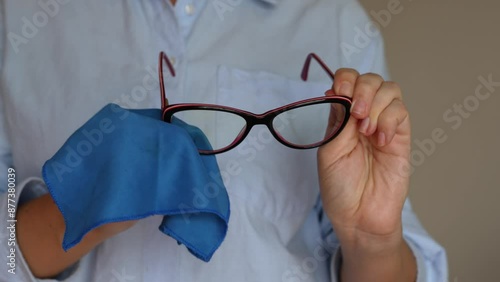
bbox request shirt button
[184,4,195,16]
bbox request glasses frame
[158,52,352,155]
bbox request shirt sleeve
[0,0,12,193]
[402,200,448,281]
[0,3,35,280]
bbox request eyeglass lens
[272,102,346,147]
[170,102,347,152]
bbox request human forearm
[339,231,417,282]
[16,194,132,278]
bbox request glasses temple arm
[300,53,335,82]
[159,51,176,110]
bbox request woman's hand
[318,69,416,281]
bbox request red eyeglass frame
[158,52,352,155]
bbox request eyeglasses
[158,52,352,155]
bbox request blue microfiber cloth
[42,104,230,262]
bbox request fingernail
[378,132,386,146]
[359,117,370,134]
[352,100,367,115]
[339,82,351,96]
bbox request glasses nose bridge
[241,114,275,139]
[245,113,273,130]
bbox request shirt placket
[139,2,205,281]
[147,0,208,106]
[173,0,208,39]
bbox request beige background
[357,0,500,281]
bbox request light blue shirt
[0,0,447,281]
